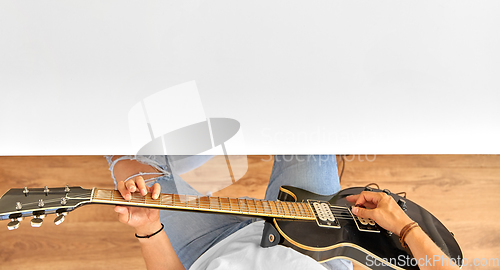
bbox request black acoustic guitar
[0,185,462,270]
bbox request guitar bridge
[307,200,341,229]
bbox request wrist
[395,217,414,236]
[135,220,163,236]
[401,225,423,248]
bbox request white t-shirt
[190,221,353,270]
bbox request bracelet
[399,221,419,248]
[135,223,165,239]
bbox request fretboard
[90,188,315,220]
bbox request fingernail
[142,188,147,195]
[126,194,131,200]
[153,194,158,200]
[352,207,358,214]
[130,186,136,192]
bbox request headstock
[0,186,93,230]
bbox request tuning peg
[23,187,29,196]
[8,220,20,230]
[31,217,43,227]
[7,216,23,230]
[30,213,45,228]
[54,215,65,225]
[64,185,70,193]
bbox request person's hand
[346,191,414,235]
[114,175,162,235]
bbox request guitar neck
[90,188,315,221]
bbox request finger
[150,183,161,200]
[125,178,137,193]
[117,181,132,201]
[355,191,383,208]
[347,194,376,208]
[114,206,130,224]
[134,176,148,196]
[346,194,359,202]
[351,206,375,219]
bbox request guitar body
[261,186,463,270]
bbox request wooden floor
[0,155,498,270]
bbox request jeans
[110,155,349,270]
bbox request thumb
[351,206,374,219]
[114,206,131,224]
[114,205,127,214]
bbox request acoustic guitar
[0,185,463,270]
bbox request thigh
[156,156,251,269]
[264,155,341,201]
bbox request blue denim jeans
[110,155,346,269]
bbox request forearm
[404,227,460,270]
[136,222,185,270]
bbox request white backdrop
[0,1,498,154]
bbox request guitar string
[19,192,357,215]
[17,191,356,219]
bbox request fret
[246,199,255,213]
[291,202,300,217]
[110,189,114,202]
[270,201,279,215]
[297,202,305,217]
[199,196,210,210]
[286,202,295,216]
[276,201,288,216]
[284,202,292,216]
[284,201,292,216]
[254,200,261,213]
[234,198,241,212]
[245,199,252,213]
[252,199,258,213]
[299,203,309,216]
[186,195,198,208]
[161,194,172,206]
[219,197,230,211]
[280,201,287,216]
[227,197,232,211]
[276,201,285,216]
[269,201,278,215]
[238,199,248,213]
[286,202,297,216]
[301,203,313,217]
[209,197,220,210]
[262,201,272,215]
